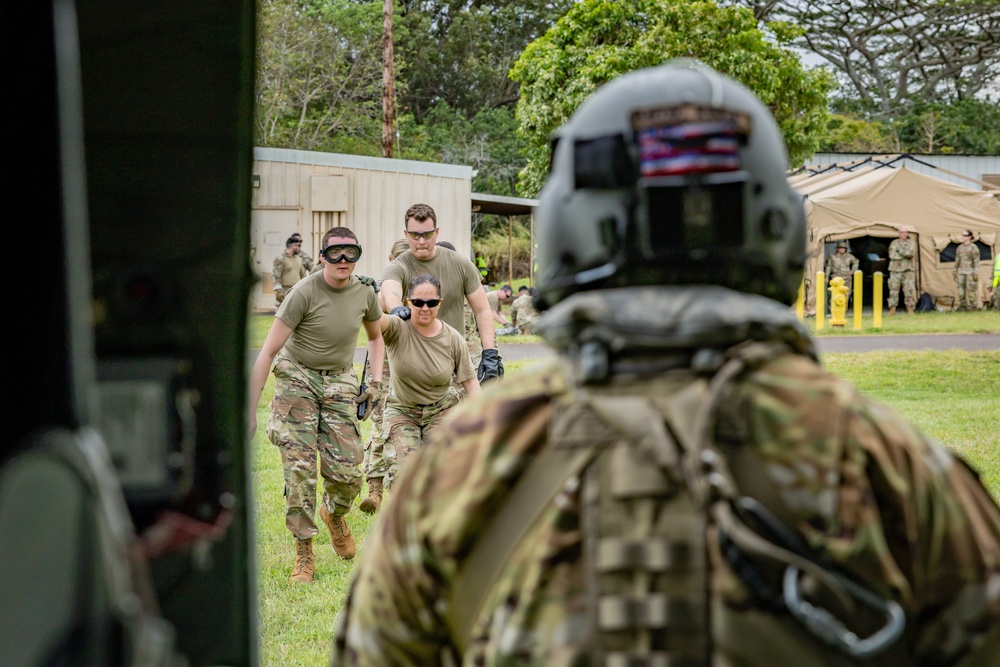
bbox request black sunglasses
[405,229,437,241]
[409,298,441,309]
[322,243,362,263]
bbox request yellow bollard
[873,271,883,328]
[815,272,825,331]
[853,270,863,330]
[796,277,805,322]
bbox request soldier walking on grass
[248,227,383,583]
[332,60,1000,666]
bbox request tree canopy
[509,0,835,196]
[731,0,1000,119]
[255,0,391,154]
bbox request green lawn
[249,309,999,349]
[251,348,1000,667]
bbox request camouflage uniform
[887,237,917,311]
[272,251,307,305]
[381,392,460,487]
[824,249,859,307]
[267,353,363,538]
[464,303,483,369]
[332,287,1000,666]
[954,241,980,311]
[360,351,394,484]
[509,293,539,334]
[299,249,315,273]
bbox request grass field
[250,346,1000,667]
[248,309,999,349]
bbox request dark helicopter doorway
[824,234,920,311]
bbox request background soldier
[509,285,540,334]
[271,236,308,305]
[954,230,980,311]
[887,227,917,314]
[359,238,411,514]
[289,232,316,273]
[824,241,859,310]
[332,61,1000,666]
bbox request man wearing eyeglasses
[380,203,503,382]
[954,230,980,312]
[248,227,385,584]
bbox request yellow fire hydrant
[829,276,849,327]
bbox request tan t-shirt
[486,290,501,313]
[276,272,381,370]
[382,248,482,333]
[383,317,474,406]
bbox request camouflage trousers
[957,271,979,310]
[382,391,459,486]
[266,353,363,540]
[361,393,394,484]
[887,269,916,310]
[361,352,394,484]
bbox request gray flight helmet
[534,59,807,308]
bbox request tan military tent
[795,166,1000,313]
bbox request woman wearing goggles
[375,273,480,482]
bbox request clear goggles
[322,243,362,263]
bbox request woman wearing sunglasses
[378,273,480,479]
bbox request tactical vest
[446,339,999,666]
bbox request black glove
[391,305,411,320]
[356,274,378,292]
[478,348,504,382]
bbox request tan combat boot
[906,306,914,314]
[289,538,315,583]
[888,306,896,315]
[359,478,383,515]
[320,505,356,559]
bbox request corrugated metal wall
[805,154,1000,190]
[250,148,474,311]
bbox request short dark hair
[405,203,437,228]
[409,273,442,297]
[501,284,513,294]
[518,285,529,293]
[962,230,973,237]
[436,241,456,251]
[286,236,301,248]
[322,226,358,247]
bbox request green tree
[398,103,525,196]
[819,114,898,153]
[730,0,1000,119]
[395,0,576,122]
[510,0,834,196]
[894,99,1000,155]
[255,0,394,154]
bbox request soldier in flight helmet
[534,58,806,309]
[332,60,1000,667]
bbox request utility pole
[381,0,394,158]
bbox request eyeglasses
[321,243,362,263]
[409,298,441,309]
[405,229,437,241]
